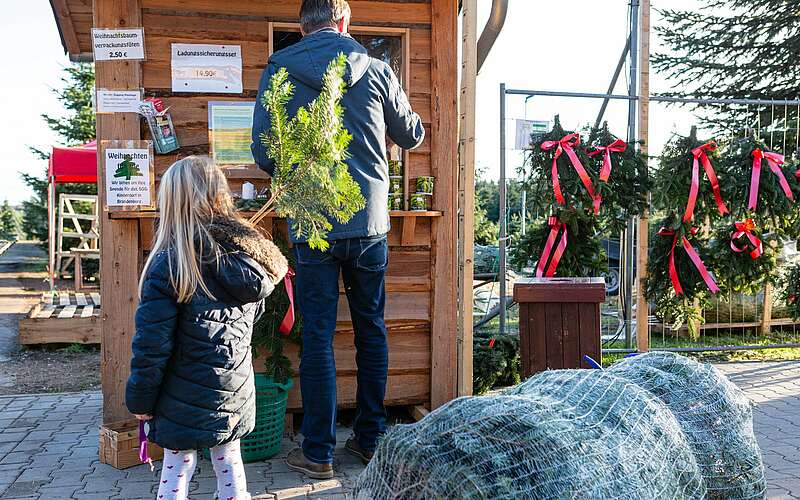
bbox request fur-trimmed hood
[208,216,289,285]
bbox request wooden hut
[50,0,461,438]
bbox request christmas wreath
[707,218,780,295]
[522,116,648,233]
[586,122,650,233]
[510,207,607,278]
[523,116,600,217]
[646,214,718,335]
[719,136,800,236]
[651,128,733,225]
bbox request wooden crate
[18,291,101,345]
[514,278,606,376]
[99,420,164,470]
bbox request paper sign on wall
[96,89,143,114]
[91,28,146,61]
[208,101,255,164]
[171,44,243,93]
[104,147,154,209]
[515,119,550,150]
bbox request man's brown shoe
[345,437,374,465]
[286,448,334,479]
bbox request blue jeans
[293,235,389,464]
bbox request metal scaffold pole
[499,83,507,336]
[624,0,640,348]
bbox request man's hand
[133,413,152,421]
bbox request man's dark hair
[299,0,351,34]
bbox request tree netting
[352,353,765,499]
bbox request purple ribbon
[139,420,154,471]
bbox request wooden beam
[51,0,82,57]
[141,0,432,25]
[456,0,477,397]
[761,283,773,335]
[636,0,651,353]
[94,0,143,425]
[429,0,458,409]
[409,405,430,421]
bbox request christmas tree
[253,53,365,250]
[654,1,800,141]
[113,155,142,181]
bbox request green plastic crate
[205,374,293,463]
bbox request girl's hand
[133,413,152,421]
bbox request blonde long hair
[140,156,239,303]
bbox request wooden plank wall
[129,0,454,411]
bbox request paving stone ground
[0,361,797,499]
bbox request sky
[0,0,704,205]
[0,1,70,205]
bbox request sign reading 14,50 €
[91,28,146,62]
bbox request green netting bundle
[609,352,765,499]
[353,353,765,500]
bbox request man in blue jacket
[251,0,424,479]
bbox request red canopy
[48,140,97,184]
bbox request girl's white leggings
[156,439,249,500]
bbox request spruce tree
[0,201,21,241]
[21,63,96,244]
[654,1,800,144]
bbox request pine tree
[256,53,365,250]
[0,201,20,241]
[654,1,800,143]
[21,63,96,244]
[113,156,142,180]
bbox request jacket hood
[270,30,371,90]
[208,217,289,286]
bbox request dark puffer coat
[125,218,289,451]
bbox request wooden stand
[18,291,101,345]
[514,278,606,376]
[99,420,164,469]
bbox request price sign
[91,28,145,61]
[194,69,219,78]
[171,44,243,94]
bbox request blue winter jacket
[251,29,425,241]
[125,218,288,451]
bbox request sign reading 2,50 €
[91,28,146,62]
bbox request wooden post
[430,0,459,408]
[761,283,773,335]
[94,0,143,424]
[456,0,477,397]
[635,0,651,352]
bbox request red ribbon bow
[749,148,793,210]
[588,139,627,182]
[278,268,295,335]
[683,141,729,222]
[536,216,568,278]
[541,134,601,214]
[658,227,720,296]
[730,219,763,260]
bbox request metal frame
[498,86,800,352]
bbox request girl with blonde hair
[125,156,288,500]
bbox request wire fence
[484,87,800,355]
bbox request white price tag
[171,44,243,94]
[91,28,146,61]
